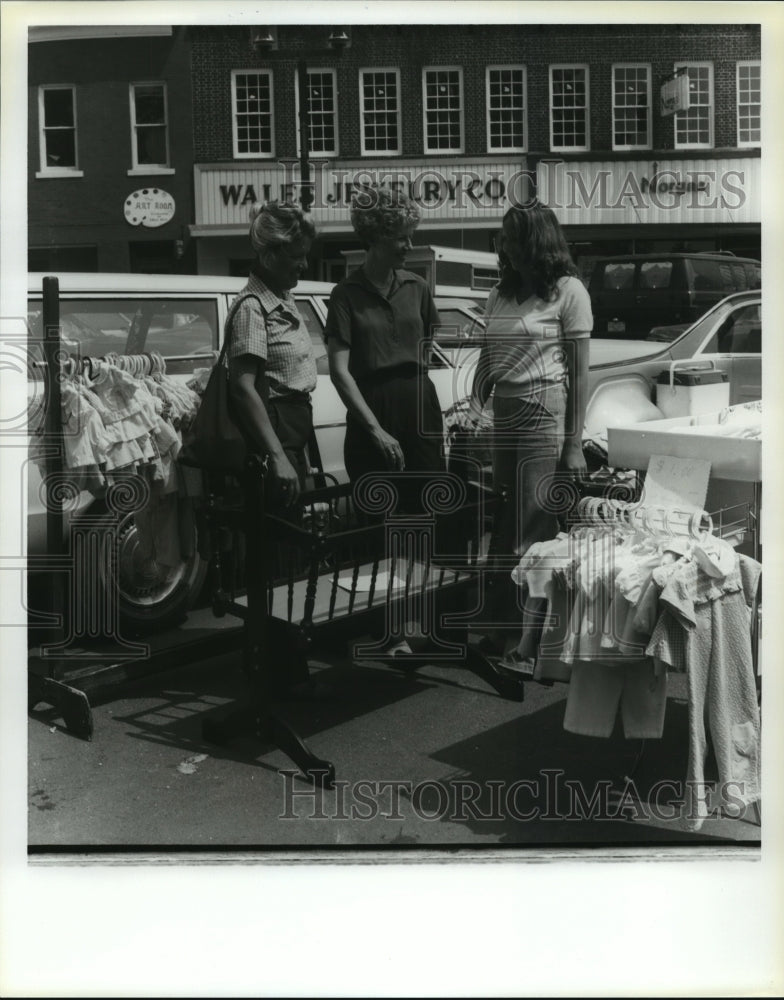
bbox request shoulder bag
[179,292,263,476]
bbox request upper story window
[612,64,651,150]
[359,68,401,156]
[674,62,714,148]
[737,61,761,147]
[423,67,464,154]
[231,69,275,159]
[486,66,526,152]
[37,85,82,177]
[550,65,589,151]
[129,82,173,174]
[296,67,338,156]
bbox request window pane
[639,261,673,288]
[675,65,712,145]
[425,70,462,150]
[136,124,167,164]
[134,86,165,125]
[45,128,76,168]
[551,68,587,147]
[308,71,336,153]
[234,72,273,154]
[362,71,399,152]
[488,68,525,149]
[43,89,74,127]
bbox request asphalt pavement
[28,631,761,853]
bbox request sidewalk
[28,636,761,853]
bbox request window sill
[127,167,176,176]
[35,169,84,179]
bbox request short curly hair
[248,200,316,255]
[349,184,421,248]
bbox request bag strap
[218,291,265,368]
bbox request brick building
[28,26,196,273]
[189,22,761,281]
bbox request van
[588,253,761,339]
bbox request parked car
[588,252,761,340]
[26,274,761,634]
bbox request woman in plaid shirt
[227,201,318,508]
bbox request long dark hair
[496,202,577,301]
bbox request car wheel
[95,508,208,636]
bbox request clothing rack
[28,280,179,739]
[59,350,167,379]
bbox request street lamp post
[252,27,351,214]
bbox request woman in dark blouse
[325,185,446,657]
[325,184,445,502]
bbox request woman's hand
[371,427,405,470]
[267,452,301,505]
[560,440,587,479]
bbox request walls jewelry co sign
[192,156,759,234]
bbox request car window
[602,263,634,290]
[639,261,673,289]
[295,296,328,374]
[26,297,218,361]
[702,303,761,354]
[435,308,484,341]
[688,259,723,292]
[744,263,761,289]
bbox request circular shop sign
[124,188,175,228]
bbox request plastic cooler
[655,361,730,418]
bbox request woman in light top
[469,202,592,663]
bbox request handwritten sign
[641,454,711,514]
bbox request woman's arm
[326,338,405,470]
[560,335,589,476]
[228,355,302,504]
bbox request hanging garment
[646,552,761,830]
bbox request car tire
[92,506,209,636]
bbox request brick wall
[190,23,761,161]
[28,29,195,271]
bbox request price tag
[642,454,711,513]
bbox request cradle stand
[201,458,336,788]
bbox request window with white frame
[486,66,526,152]
[612,64,651,149]
[423,67,464,153]
[737,61,761,146]
[550,65,589,151]
[295,68,338,156]
[674,62,714,148]
[231,70,274,158]
[38,85,80,175]
[130,83,170,170]
[360,68,401,155]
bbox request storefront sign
[193,159,531,232]
[659,74,690,117]
[124,188,176,228]
[535,158,760,226]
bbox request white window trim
[231,68,276,160]
[674,61,714,150]
[611,63,652,151]
[736,60,761,149]
[359,67,402,157]
[36,84,83,177]
[294,66,339,158]
[549,64,590,153]
[486,64,527,154]
[128,81,172,172]
[422,65,465,155]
